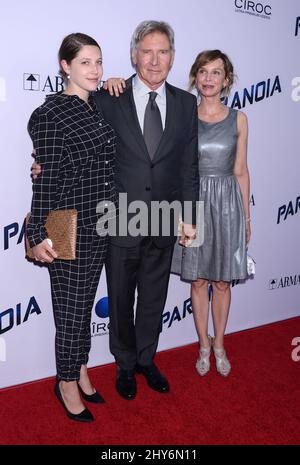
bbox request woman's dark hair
[58,32,101,79]
[189,49,235,96]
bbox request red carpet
[0,317,299,445]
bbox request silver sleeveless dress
[171,108,247,282]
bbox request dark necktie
[143,91,163,159]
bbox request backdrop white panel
[0,0,299,388]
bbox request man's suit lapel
[152,82,176,162]
[118,77,177,163]
[119,76,149,159]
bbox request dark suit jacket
[94,75,199,248]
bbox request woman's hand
[31,239,58,263]
[103,78,126,97]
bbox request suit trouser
[49,227,107,381]
[106,238,174,370]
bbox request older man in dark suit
[94,20,199,400]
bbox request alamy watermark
[96,194,204,247]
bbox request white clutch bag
[247,253,256,276]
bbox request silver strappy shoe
[195,336,212,377]
[212,341,231,377]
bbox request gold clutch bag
[25,209,77,260]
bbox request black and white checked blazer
[27,93,117,247]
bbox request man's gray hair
[130,20,175,54]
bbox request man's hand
[31,239,58,263]
[103,78,126,97]
[179,223,196,247]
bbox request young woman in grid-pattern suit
[26,33,117,423]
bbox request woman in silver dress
[172,50,251,377]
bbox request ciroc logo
[277,196,300,224]
[92,296,110,337]
[234,0,272,20]
[0,296,42,335]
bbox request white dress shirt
[132,74,166,132]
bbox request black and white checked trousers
[48,227,107,381]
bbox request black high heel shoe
[77,382,105,404]
[54,381,94,423]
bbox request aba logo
[23,73,106,93]
[277,196,300,224]
[223,76,281,109]
[295,17,300,36]
[92,296,110,337]
[0,296,42,335]
[23,73,64,93]
[234,0,272,19]
[269,276,300,290]
[23,73,40,91]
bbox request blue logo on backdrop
[95,297,109,319]
[0,296,42,335]
[277,196,300,224]
[223,76,281,109]
[161,298,193,332]
[295,17,300,36]
[92,297,110,337]
[3,219,25,251]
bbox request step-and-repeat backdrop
[0,0,299,388]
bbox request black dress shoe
[136,363,170,393]
[77,383,105,404]
[54,381,94,423]
[116,367,137,400]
